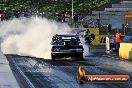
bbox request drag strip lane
[6,55,132,88]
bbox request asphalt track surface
[6,54,132,88]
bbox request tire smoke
[0,17,71,59]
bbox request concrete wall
[92,11,128,15]
[119,43,132,60]
[121,1,132,4]
[112,4,132,8]
[93,15,124,19]
[105,8,132,11]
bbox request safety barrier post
[106,37,110,54]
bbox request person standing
[84,29,90,44]
[84,29,95,45]
[107,24,112,36]
[115,30,123,52]
[73,14,79,28]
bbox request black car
[51,34,84,61]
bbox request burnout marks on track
[5,54,98,67]
[36,60,97,66]
[25,72,59,88]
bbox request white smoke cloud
[80,37,90,56]
[0,17,71,59]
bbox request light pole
[72,0,73,19]
[72,0,74,27]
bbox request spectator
[115,29,123,52]
[107,24,112,36]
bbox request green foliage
[0,0,111,18]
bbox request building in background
[90,0,132,29]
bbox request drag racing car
[51,34,84,61]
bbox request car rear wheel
[51,55,56,61]
[77,54,83,60]
[72,54,83,61]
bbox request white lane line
[12,59,35,88]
